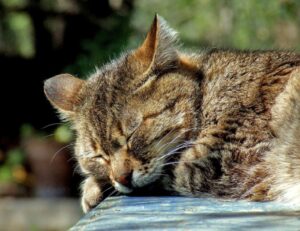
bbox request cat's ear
[44,73,85,116]
[133,14,179,73]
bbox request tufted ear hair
[44,73,85,117]
[133,14,179,73]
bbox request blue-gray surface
[70,196,300,231]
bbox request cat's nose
[116,171,132,187]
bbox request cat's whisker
[156,141,194,161]
[67,155,77,163]
[76,151,95,159]
[115,191,122,197]
[42,133,54,139]
[102,185,114,195]
[155,128,198,159]
[72,164,82,176]
[155,145,188,162]
[106,189,118,198]
[157,150,186,163]
[156,150,185,163]
[42,122,64,129]
[148,124,177,153]
[153,124,183,151]
[107,188,117,196]
[156,127,194,154]
[152,141,194,176]
[150,173,169,177]
[158,160,201,168]
[50,142,74,164]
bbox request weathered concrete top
[71,196,300,231]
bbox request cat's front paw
[81,177,104,213]
[172,151,195,194]
[173,145,221,196]
[172,148,205,196]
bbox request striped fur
[44,15,300,213]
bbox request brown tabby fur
[44,15,300,213]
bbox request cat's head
[44,15,201,193]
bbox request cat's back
[188,49,300,199]
[198,49,300,130]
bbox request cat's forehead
[88,54,130,81]
[77,89,127,138]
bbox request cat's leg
[173,148,217,195]
[81,176,110,213]
[172,128,226,196]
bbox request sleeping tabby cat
[44,15,300,213]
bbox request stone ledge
[71,196,300,231]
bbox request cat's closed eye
[90,154,104,161]
[111,140,122,150]
[90,154,109,164]
[111,136,127,150]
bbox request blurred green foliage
[67,0,300,74]
[3,12,34,57]
[131,0,300,50]
[20,123,73,144]
[65,16,132,77]
[2,0,300,68]
[1,0,34,57]
[0,148,25,182]
[6,148,25,166]
[2,0,27,8]
[20,123,35,139]
[0,122,73,184]
[54,125,73,143]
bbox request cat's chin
[132,170,161,188]
[113,181,133,194]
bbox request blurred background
[1,0,300,230]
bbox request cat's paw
[172,150,195,193]
[81,177,104,213]
[173,145,220,196]
[172,148,205,195]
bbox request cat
[44,15,300,213]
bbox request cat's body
[44,15,300,213]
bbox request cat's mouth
[112,171,160,194]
